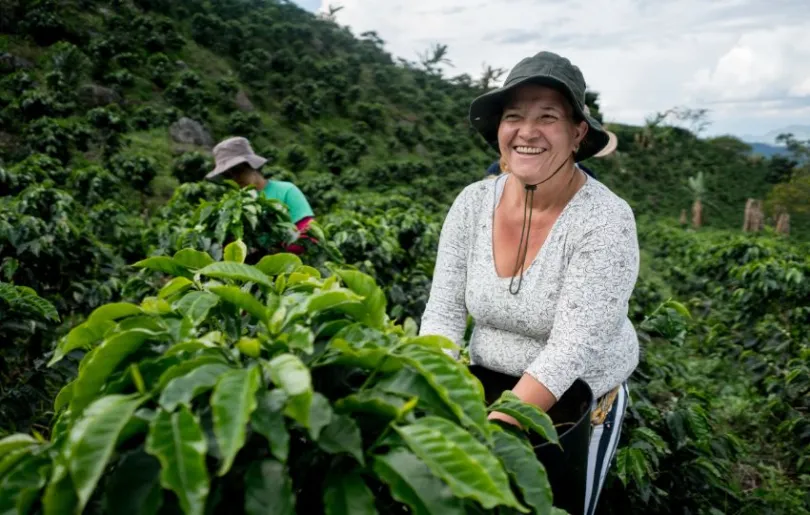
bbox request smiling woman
[419,51,640,515]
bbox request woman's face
[225,163,257,188]
[497,84,588,184]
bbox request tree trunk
[679,209,687,226]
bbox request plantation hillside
[1,1,809,514]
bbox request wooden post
[743,199,754,232]
[692,199,703,228]
[752,200,764,232]
[775,212,790,235]
[743,199,764,232]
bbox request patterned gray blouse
[419,173,640,400]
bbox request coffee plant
[2,0,809,512]
[0,243,563,515]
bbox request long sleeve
[524,207,640,400]
[418,186,475,354]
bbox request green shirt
[261,181,314,223]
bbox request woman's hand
[488,410,522,428]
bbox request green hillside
[1,1,808,514]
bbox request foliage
[598,221,810,514]
[1,0,809,512]
[0,245,561,514]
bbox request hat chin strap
[508,152,573,295]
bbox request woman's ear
[574,120,589,147]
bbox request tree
[775,133,810,163]
[479,63,506,91]
[584,90,603,123]
[766,174,810,217]
[418,43,453,75]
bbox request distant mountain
[748,142,790,158]
[742,125,810,146]
[762,125,810,143]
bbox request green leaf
[377,369,456,420]
[70,329,159,413]
[211,366,262,476]
[88,302,143,324]
[141,296,173,315]
[325,325,400,371]
[175,291,220,326]
[335,390,414,420]
[209,286,269,324]
[295,265,322,279]
[323,470,378,515]
[331,268,377,297]
[663,299,692,319]
[251,390,290,463]
[134,256,193,278]
[488,391,559,446]
[48,319,115,367]
[164,340,217,356]
[244,460,295,515]
[373,448,465,515]
[306,289,363,316]
[156,354,228,391]
[256,254,303,277]
[0,434,37,459]
[0,449,36,485]
[393,345,489,437]
[159,363,233,411]
[332,269,386,329]
[224,240,248,263]
[0,454,49,515]
[158,277,194,300]
[266,354,313,426]
[102,449,163,515]
[173,249,215,270]
[115,315,167,334]
[403,335,460,352]
[307,392,334,440]
[146,407,209,515]
[197,262,274,288]
[282,324,315,354]
[42,459,78,515]
[66,394,146,512]
[490,427,553,514]
[395,416,524,511]
[317,414,364,465]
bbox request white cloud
[317,0,810,139]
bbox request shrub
[225,112,262,138]
[3,244,561,514]
[109,153,159,192]
[172,151,213,184]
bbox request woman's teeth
[515,146,544,155]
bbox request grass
[123,129,175,171]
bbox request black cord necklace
[508,154,574,295]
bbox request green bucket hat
[469,51,609,162]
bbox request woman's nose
[516,120,542,141]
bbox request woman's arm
[418,187,476,353]
[500,207,640,420]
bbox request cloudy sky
[292,0,810,142]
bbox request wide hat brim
[205,154,267,180]
[469,74,610,162]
